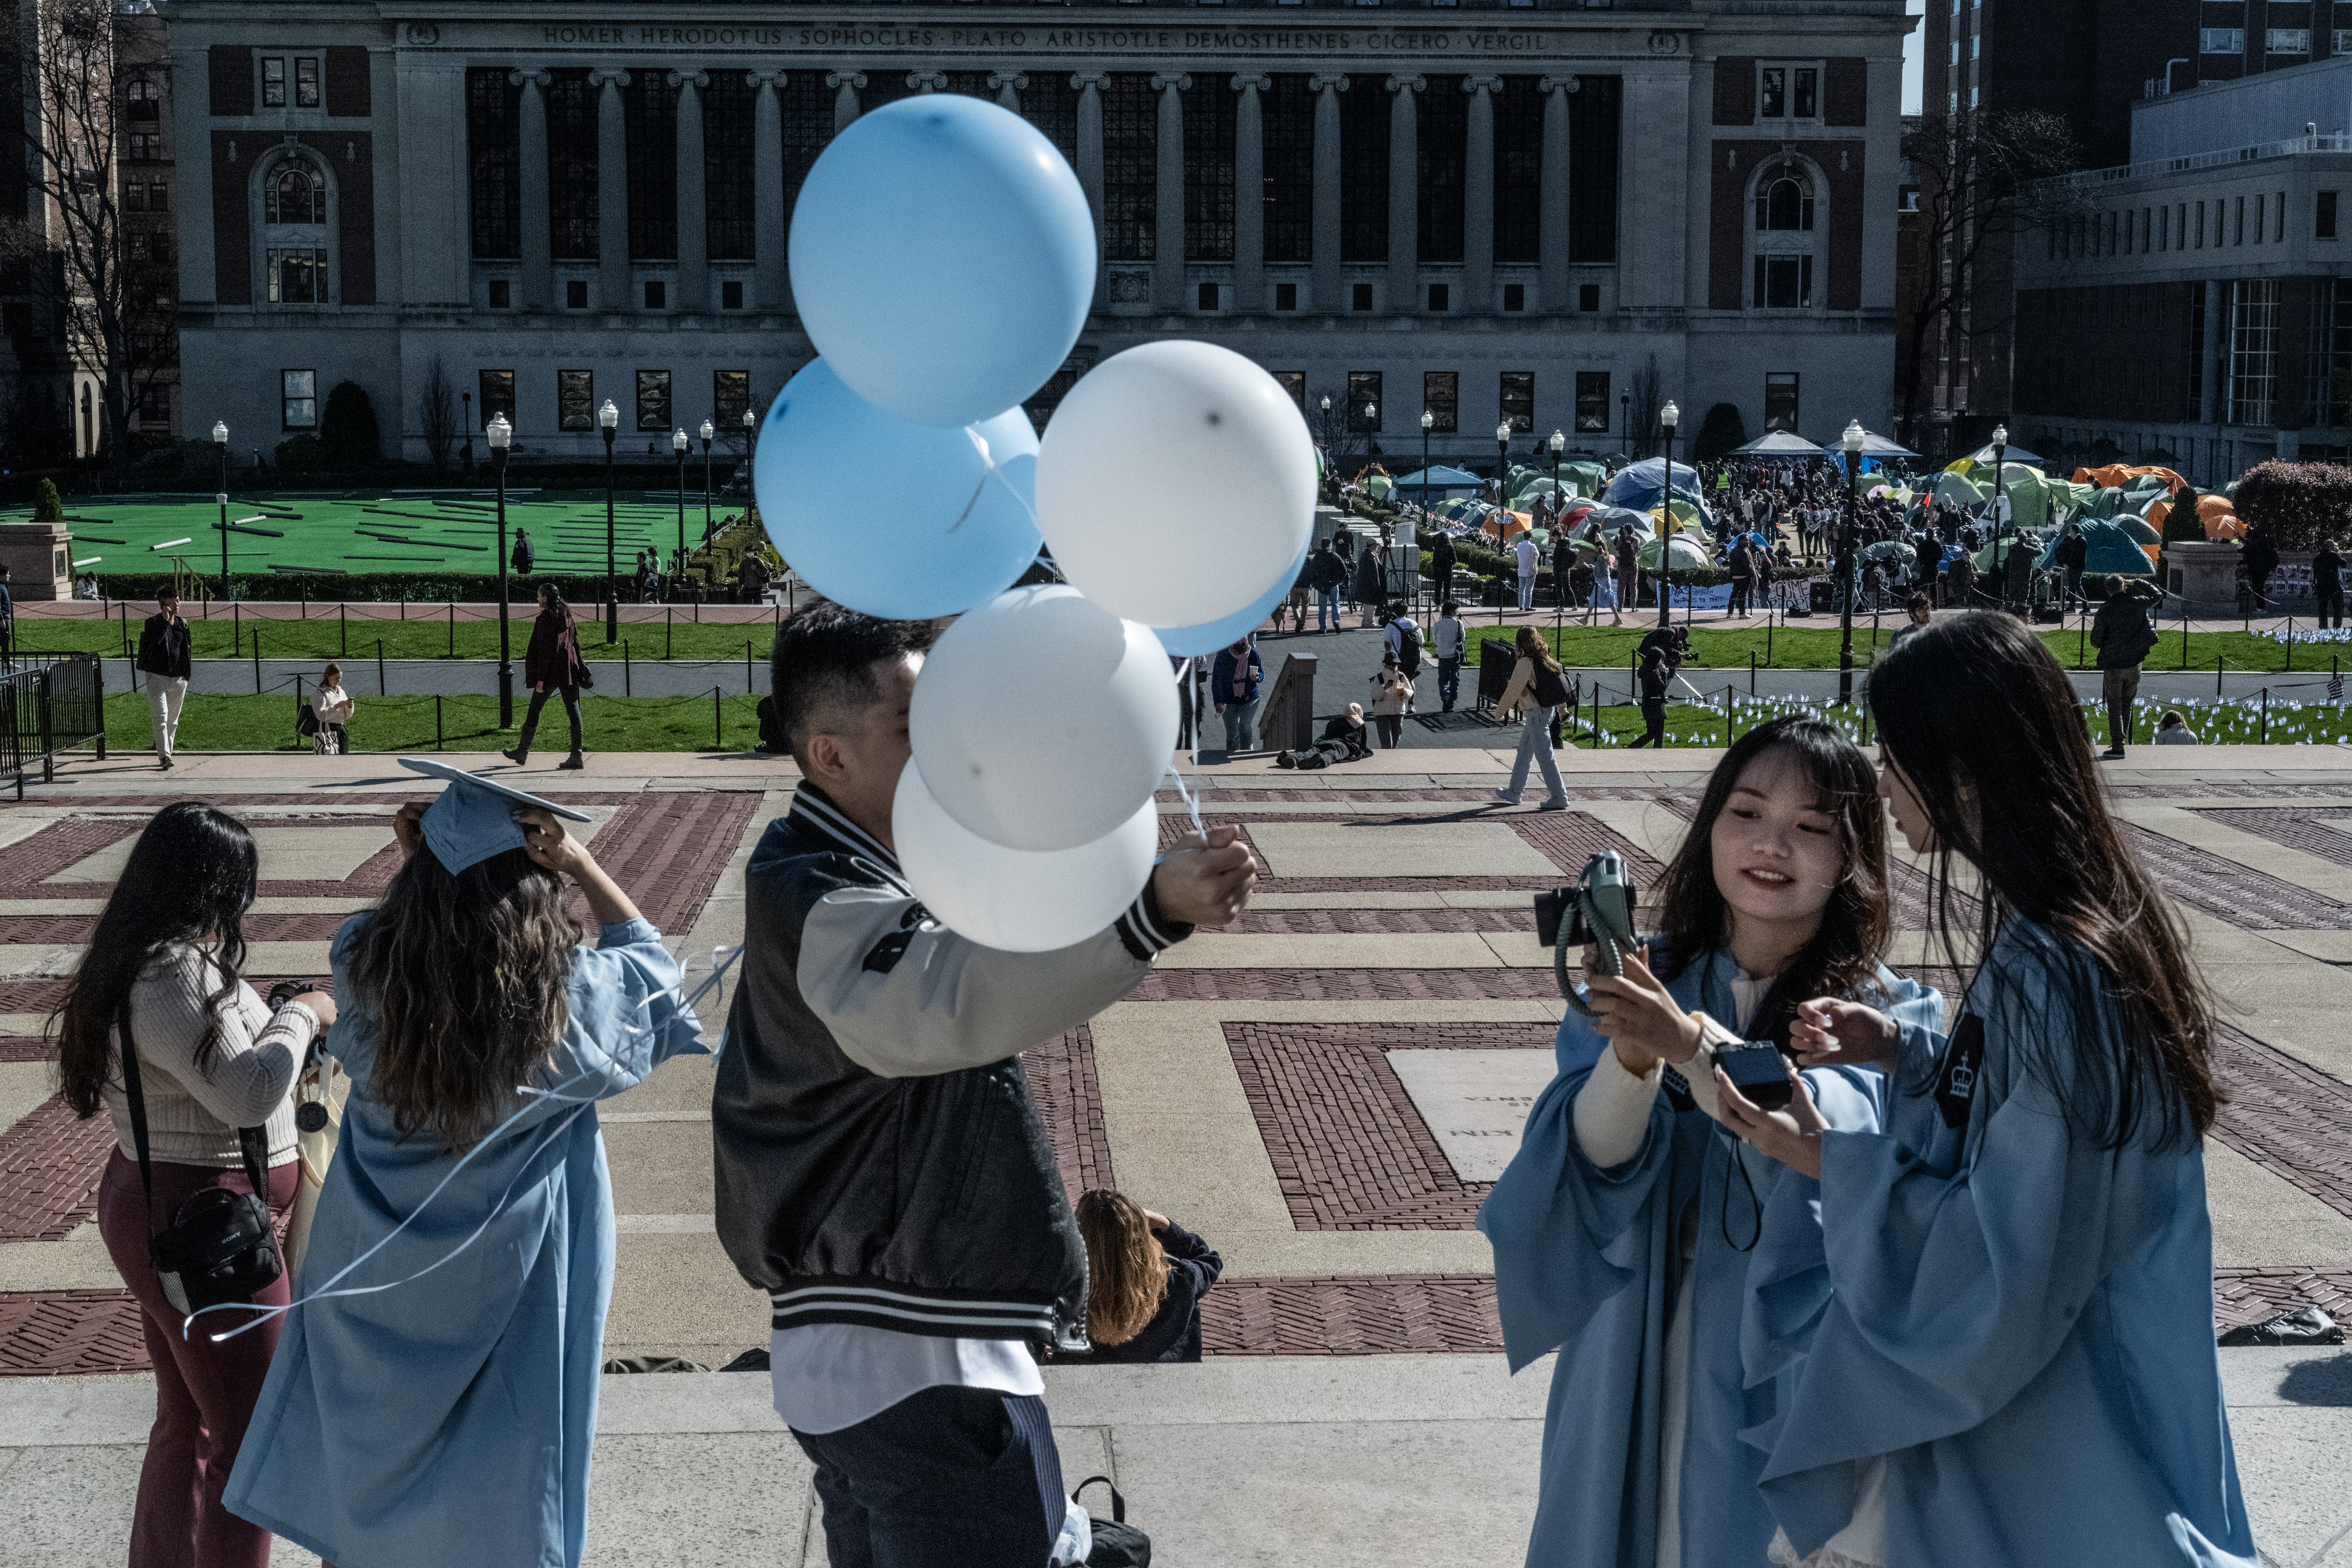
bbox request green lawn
[102,691,767,754]
[16,609,777,664]
[1461,621,2352,677]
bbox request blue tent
[1600,457,1715,529]
[1392,464,1485,493]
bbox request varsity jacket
[711,784,1191,1353]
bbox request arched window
[259,152,331,305]
[1755,166,1815,232]
[266,162,323,225]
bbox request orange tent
[2194,493,2247,541]
[2072,463,2190,493]
[1483,510,1534,541]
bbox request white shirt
[1515,537,1540,574]
[1383,616,1420,661]
[770,1325,1043,1435]
[1434,615,1464,660]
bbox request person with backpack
[1383,611,1422,684]
[1307,540,1346,633]
[1491,624,1570,807]
[1210,637,1264,754]
[2089,576,2161,758]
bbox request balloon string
[951,426,1041,535]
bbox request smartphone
[1714,1039,1795,1112]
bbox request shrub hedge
[2230,460,2352,550]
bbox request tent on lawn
[1602,457,1715,529]
[1392,466,1486,505]
[2035,519,2158,576]
[1855,430,1922,459]
[1953,440,2047,468]
[1638,534,1713,571]
[1729,430,1826,457]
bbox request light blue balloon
[753,359,1042,621]
[789,95,1095,429]
[1152,540,1310,658]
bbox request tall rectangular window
[1184,78,1235,262]
[559,369,595,431]
[2187,287,2205,419]
[295,57,320,109]
[1418,76,1467,265]
[1759,66,1785,116]
[1765,371,1800,432]
[2314,279,2352,427]
[776,75,833,261]
[1262,76,1314,263]
[1567,76,1621,264]
[1348,370,1383,431]
[1023,75,1080,169]
[636,369,673,432]
[282,369,316,429]
[2197,200,2205,246]
[2236,195,2246,245]
[547,70,599,260]
[1102,75,1157,262]
[1339,81,1389,263]
[1575,370,1611,433]
[2321,190,2339,239]
[466,69,522,260]
[1499,371,1534,432]
[2256,193,2266,242]
[2228,277,2279,426]
[267,249,329,303]
[477,369,515,429]
[1792,67,1817,119]
[1494,77,1544,264]
[262,57,286,108]
[1424,370,1459,433]
[705,72,759,261]
[714,369,751,429]
[624,73,679,260]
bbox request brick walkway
[0,1101,115,1242]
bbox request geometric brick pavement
[0,1098,115,1241]
[2190,807,2352,873]
[1131,968,1567,1003]
[1201,1274,1504,1355]
[2213,1267,2352,1333]
[1225,1022,1559,1231]
[1028,1027,1115,1202]
[2211,1023,2352,1222]
[0,1290,149,1375]
[2116,822,2352,930]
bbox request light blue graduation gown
[1748,919,2258,1568]
[1476,948,1943,1568]
[225,915,705,1568]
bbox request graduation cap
[396,757,592,874]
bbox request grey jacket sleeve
[796,880,1191,1078]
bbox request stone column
[828,69,864,134]
[1152,72,1190,312]
[1387,75,1422,313]
[1311,73,1346,312]
[1538,75,1575,312]
[512,69,553,310]
[1074,72,1108,311]
[671,71,710,312]
[590,68,632,312]
[990,70,1027,113]
[1232,74,1268,314]
[1464,75,1498,315]
[908,70,945,94]
[2201,277,2226,426]
[753,71,788,313]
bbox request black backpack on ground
[1071,1476,1150,1566]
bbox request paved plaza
[3,744,2351,1563]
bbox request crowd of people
[46,603,2256,1568]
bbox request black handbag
[1071,1476,1150,1567]
[296,702,320,738]
[118,1004,284,1320]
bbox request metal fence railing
[1,653,106,798]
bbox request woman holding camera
[54,803,336,1568]
[1716,613,2253,1568]
[225,770,703,1568]
[1479,717,1942,1568]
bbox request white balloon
[910,584,1178,852]
[891,761,1157,952]
[1035,341,1317,628]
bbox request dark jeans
[2321,586,2345,629]
[793,1385,1063,1568]
[1627,698,1668,748]
[97,1148,298,1568]
[1436,655,1461,710]
[520,683,583,755]
[1374,713,1404,748]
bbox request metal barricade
[0,654,106,799]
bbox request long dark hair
[345,844,583,1151]
[55,803,261,1117]
[1649,716,1891,1008]
[1868,611,2219,1148]
[535,583,572,625]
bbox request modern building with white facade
[161,0,1910,473]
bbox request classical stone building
[164,2,1908,474]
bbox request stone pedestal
[0,521,70,600]
[2163,540,2241,616]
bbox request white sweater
[98,944,316,1166]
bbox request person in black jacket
[1431,529,1458,603]
[510,530,535,576]
[2089,576,2161,758]
[135,591,193,770]
[2316,538,2345,629]
[503,583,589,769]
[2242,526,2281,608]
[1626,645,1673,750]
[713,603,1259,1568]
[1307,539,1347,632]
[2054,523,2090,608]
[1060,1190,1222,1364]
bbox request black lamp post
[1418,409,1434,519]
[1837,418,1864,706]
[211,420,229,599]
[1619,391,1629,449]
[1548,427,1565,513]
[1990,422,2010,613]
[699,418,715,543]
[489,413,513,727]
[673,426,689,571]
[599,398,619,642]
[1656,400,1679,628]
[1495,420,1511,512]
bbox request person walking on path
[311,663,355,755]
[510,529,535,576]
[1431,529,1457,604]
[2090,576,2161,758]
[1626,644,1675,750]
[1552,529,1578,617]
[1515,532,1541,611]
[1382,611,1422,688]
[1354,537,1386,622]
[225,766,703,1568]
[1492,624,1570,807]
[1433,601,1465,711]
[1211,637,1264,754]
[2316,539,2346,630]
[505,583,589,770]
[716,604,1255,1568]
[1611,527,1638,624]
[1947,544,1977,609]
[137,590,193,771]
[1368,653,1415,749]
[53,803,335,1568]
[1307,539,1346,633]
